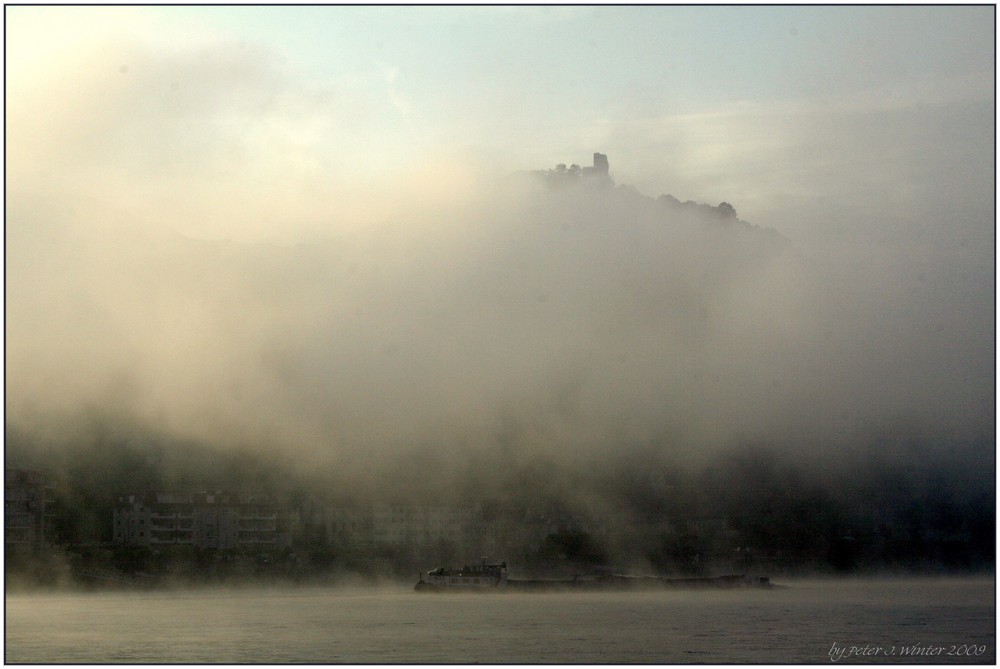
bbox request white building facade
[113,491,290,551]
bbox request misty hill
[6,156,993,581]
[8,157,800,471]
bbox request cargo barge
[414,559,775,592]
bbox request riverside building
[113,491,291,551]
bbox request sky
[7,6,993,237]
[4,5,995,479]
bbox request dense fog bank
[9,169,990,461]
[7,158,993,585]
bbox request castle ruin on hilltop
[537,152,613,186]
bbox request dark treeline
[6,415,993,588]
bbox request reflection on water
[6,578,994,664]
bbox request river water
[5,577,994,664]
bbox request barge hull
[505,574,770,592]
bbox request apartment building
[113,491,291,551]
[305,503,481,551]
[5,469,53,549]
[371,504,478,547]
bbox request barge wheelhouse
[415,560,508,591]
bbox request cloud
[6,24,427,244]
[605,72,993,243]
[379,63,413,119]
[6,19,992,498]
[9,162,989,473]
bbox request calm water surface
[5,578,994,663]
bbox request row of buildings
[5,468,610,558]
[112,492,607,557]
[113,491,291,551]
[112,494,487,553]
[7,469,741,575]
